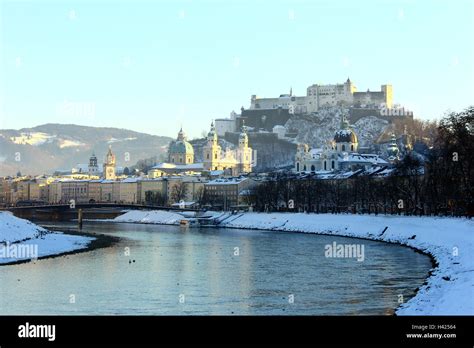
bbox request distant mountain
[0,124,172,176]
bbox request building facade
[249,78,394,114]
[203,121,253,175]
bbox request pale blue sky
[1,0,473,138]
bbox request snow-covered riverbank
[0,212,95,265]
[111,210,473,315]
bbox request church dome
[334,129,358,143]
[169,128,194,156]
[169,140,194,155]
[334,116,358,143]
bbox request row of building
[0,174,257,210]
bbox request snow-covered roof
[206,177,249,185]
[171,201,196,207]
[152,162,204,170]
[121,177,139,183]
[338,153,388,165]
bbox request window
[303,165,307,171]
[296,162,300,171]
[351,144,354,151]
[324,161,327,170]
[207,153,209,159]
[311,165,315,172]
[331,161,335,169]
[342,144,346,151]
[214,153,217,159]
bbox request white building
[203,121,253,175]
[249,78,394,114]
[215,111,238,137]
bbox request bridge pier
[78,209,83,229]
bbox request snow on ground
[113,210,184,225]
[58,139,86,148]
[111,210,473,315]
[9,132,55,146]
[0,212,94,265]
[0,212,49,243]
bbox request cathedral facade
[149,124,253,178]
[203,121,253,176]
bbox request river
[0,221,432,315]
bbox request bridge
[0,203,201,221]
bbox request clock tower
[103,145,116,180]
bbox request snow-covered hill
[285,107,389,148]
[0,124,172,176]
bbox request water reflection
[0,222,432,315]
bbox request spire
[241,119,247,132]
[239,119,248,145]
[290,87,293,96]
[207,120,217,142]
[177,127,186,141]
[341,115,350,129]
[105,145,115,165]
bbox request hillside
[0,124,172,176]
[285,107,391,148]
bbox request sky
[0,0,473,138]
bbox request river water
[0,222,432,315]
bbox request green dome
[169,140,194,155]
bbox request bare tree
[170,182,188,204]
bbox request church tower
[238,122,252,173]
[103,145,116,180]
[88,152,99,176]
[203,121,221,171]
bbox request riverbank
[0,212,116,266]
[110,210,473,315]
